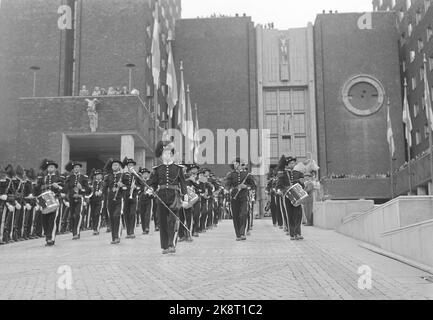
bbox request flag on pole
[402,79,413,147]
[186,85,195,148]
[177,61,186,134]
[194,104,200,163]
[151,3,160,88]
[166,41,178,119]
[423,55,433,131]
[387,101,395,158]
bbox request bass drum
[36,191,60,214]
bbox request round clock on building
[342,75,385,116]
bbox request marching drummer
[276,156,305,241]
[35,159,64,247]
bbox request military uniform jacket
[65,173,90,201]
[122,172,142,200]
[265,177,277,196]
[90,179,104,202]
[13,178,32,205]
[138,178,155,202]
[0,177,16,204]
[224,170,255,200]
[35,173,64,197]
[276,170,305,191]
[102,171,125,201]
[148,163,187,204]
[198,181,213,202]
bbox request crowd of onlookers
[79,85,140,97]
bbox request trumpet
[233,173,251,200]
[113,173,124,201]
[129,177,136,200]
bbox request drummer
[276,156,305,241]
[35,159,64,247]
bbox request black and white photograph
[1,0,433,306]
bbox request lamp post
[30,66,40,97]
[125,63,136,93]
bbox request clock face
[342,75,385,116]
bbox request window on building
[414,103,420,117]
[418,38,424,52]
[293,114,306,134]
[399,8,405,21]
[264,91,278,111]
[265,115,278,135]
[270,138,278,158]
[294,137,306,158]
[279,91,291,112]
[280,137,292,155]
[415,130,422,145]
[292,90,306,111]
[416,10,422,25]
[410,50,416,63]
[425,0,431,12]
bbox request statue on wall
[279,37,290,81]
[85,98,100,133]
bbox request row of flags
[388,54,433,158]
[151,2,200,162]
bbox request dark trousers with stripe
[156,190,179,250]
[42,209,58,243]
[138,196,153,232]
[199,200,209,232]
[206,200,214,228]
[287,199,303,237]
[23,206,34,239]
[179,208,192,239]
[90,199,103,232]
[231,197,248,238]
[270,195,279,226]
[107,198,122,241]
[123,197,137,236]
[279,196,290,231]
[70,198,84,237]
[192,201,201,235]
[12,208,24,240]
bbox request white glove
[7,204,15,212]
[25,203,32,211]
[15,202,22,210]
[0,195,7,201]
[65,202,70,208]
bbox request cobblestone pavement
[1,219,433,300]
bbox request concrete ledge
[360,243,433,275]
[313,200,374,230]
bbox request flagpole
[194,103,198,164]
[403,79,413,195]
[388,98,394,199]
[423,53,433,195]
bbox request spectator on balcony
[92,87,101,96]
[115,87,121,95]
[100,88,107,96]
[131,88,140,95]
[107,87,116,96]
[120,86,129,95]
[79,85,89,96]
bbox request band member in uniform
[276,156,305,240]
[225,158,255,241]
[123,158,140,239]
[59,164,72,234]
[102,159,126,245]
[265,166,281,228]
[35,159,64,246]
[89,169,104,235]
[179,164,199,242]
[2,165,16,244]
[11,165,25,242]
[137,168,154,235]
[0,166,12,245]
[148,141,188,255]
[197,169,212,233]
[30,169,44,240]
[22,168,37,240]
[65,162,90,240]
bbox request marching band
[0,140,317,254]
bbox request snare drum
[285,183,308,207]
[36,191,60,215]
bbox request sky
[182,0,373,29]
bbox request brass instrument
[129,176,137,200]
[113,171,124,201]
[233,172,251,200]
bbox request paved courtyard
[1,219,433,300]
